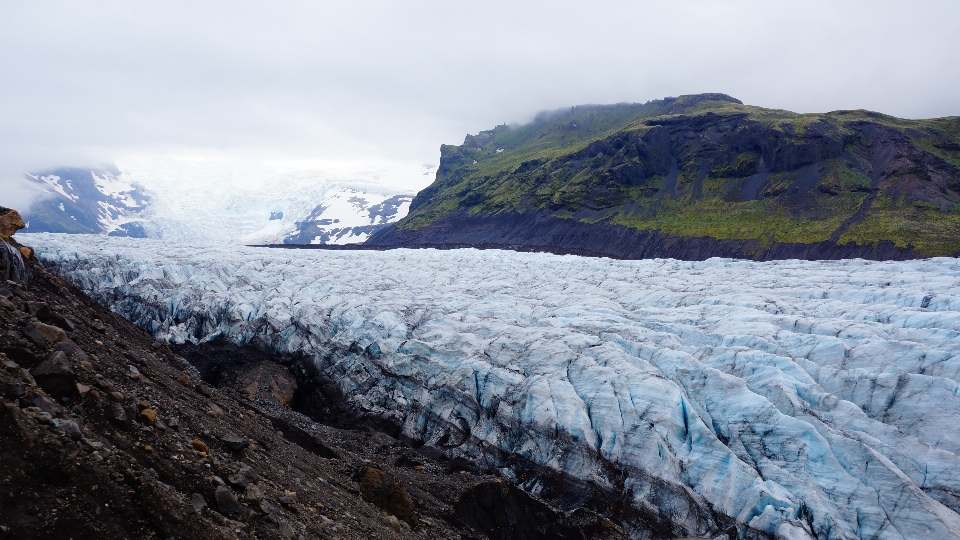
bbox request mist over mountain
[19,161,427,245]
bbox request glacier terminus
[24,233,960,540]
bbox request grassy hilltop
[375,94,960,257]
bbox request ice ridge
[25,233,960,540]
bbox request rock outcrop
[368,94,960,260]
[1,208,29,286]
[0,207,25,238]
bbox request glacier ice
[24,233,960,540]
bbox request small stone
[57,419,83,440]
[279,521,296,539]
[278,496,295,506]
[3,381,26,399]
[94,340,104,346]
[167,417,179,430]
[188,493,206,514]
[124,351,144,365]
[245,483,264,502]
[206,403,224,418]
[109,391,125,402]
[143,445,154,453]
[220,434,251,451]
[177,375,192,388]
[76,383,91,396]
[258,498,276,515]
[211,475,226,486]
[196,384,213,397]
[215,485,241,515]
[108,403,130,427]
[78,361,93,371]
[228,466,258,488]
[52,339,86,361]
[140,408,158,424]
[32,394,59,415]
[192,439,208,453]
[128,365,140,376]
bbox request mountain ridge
[369,94,960,259]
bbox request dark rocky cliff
[369,209,926,261]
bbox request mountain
[368,94,960,259]
[20,165,416,245]
[28,232,960,540]
[22,167,150,237]
[279,190,412,245]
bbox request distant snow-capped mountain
[20,160,426,244]
[282,190,411,245]
[22,167,150,237]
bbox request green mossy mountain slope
[371,94,960,258]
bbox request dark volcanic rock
[30,351,76,399]
[368,209,924,262]
[215,485,242,515]
[455,481,628,540]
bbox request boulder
[220,434,251,451]
[357,466,418,528]
[0,207,25,237]
[227,465,258,488]
[22,321,69,348]
[30,351,76,399]
[214,485,241,515]
[222,361,297,407]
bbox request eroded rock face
[1,238,28,285]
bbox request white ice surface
[25,233,960,540]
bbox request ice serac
[25,232,960,540]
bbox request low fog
[2,0,959,209]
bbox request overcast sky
[2,0,959,209]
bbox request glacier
[24,232,960,540]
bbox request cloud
[0,0,958,204]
